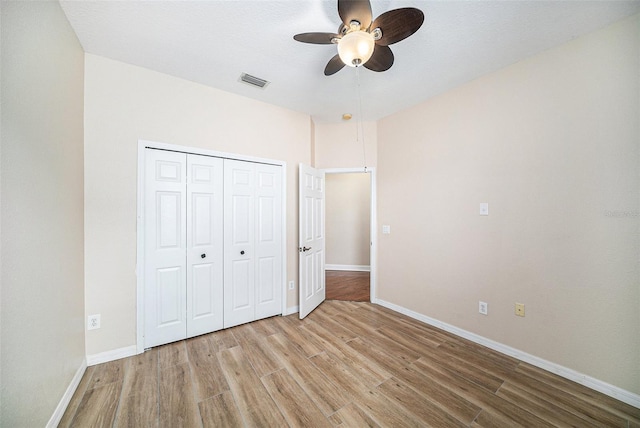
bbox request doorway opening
[324,170,373,302]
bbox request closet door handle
[240,250,245,255]
[201,254,206,259]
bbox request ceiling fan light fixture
[337,30,375,67]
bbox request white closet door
[186,154,224,337]
[223,159,256,328]
[144,150,187,348]
[254,163,283,319]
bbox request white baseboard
[283,305,299,316]
[326,264,370,272]
[47,358,87,428]
[86,345,138,366]
[373,298,640,409]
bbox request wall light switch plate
[382,225,391,234]
[480,203,489,216]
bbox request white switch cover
[480,203,489,216]
[382,225,391,234]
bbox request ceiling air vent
[239,73,269,89]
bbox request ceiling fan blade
[294,32,339,45]
[324,54,346,76]
[338,0,372,30]
[363,45,394,72]
[372,8,424,46]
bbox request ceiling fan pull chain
[356,67,367,171]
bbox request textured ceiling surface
[60,0,640,122]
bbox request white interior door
[299,164,325,319]
[144,149,187,347]
[186,154,224,337]
[224,159,256,328]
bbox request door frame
[323,167,377,303]
[136,139,287,354]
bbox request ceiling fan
[294,0,424,76]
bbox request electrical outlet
[479,301,488,315]
[515,303,525,317]
[88,314,101,330]
[288,281,295,290]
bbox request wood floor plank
[349,340,482,426]
[205,328,238,352]
[376,377,469,428]
[437,340,519,380]
[266,333,352,415]
[88,359,125,390]
[250,316,279,337]
[185,335,229,401]
[302,320,391,387]
[516,362,640,422]
[309,351,370,397]
[198,391,244,428]
[71,380,122,427]
[355,387,425,427]
[412,357,556,428]
[230,323,282,377]
[306,308,359,341]
[58,365,96,428]
[497,381,600,428]
[424,345,507,393]
[116,349,159,427]
[270,314,325,357]
[504,368,631,427]
[218,346,287,427]
[326,270,370,301]
[329,402,381,427]
[158,341,189,368]
[261,369,333,428]
[158,362,201,427]
[114,388,158,428]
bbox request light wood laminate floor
[60,301,640,427]
[326,270,370,302]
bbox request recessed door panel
[191,193,212,247]
[191,263,214,318]
[257,256,275,304]
[258,197,275,243]
[157,192,181,248]
[157,267,183,326]
[232,195,251,245]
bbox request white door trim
[136,139,287,354]
[323,167,377,303]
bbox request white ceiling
[60,0,640,123]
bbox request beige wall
[377,14,640,394]
[84,54,311,355]
[325,173,371,267]
[1,2,85,425]
[314,121,377,169]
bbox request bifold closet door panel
[254,163,283,320]
[186,154,224,337]
[223,160,256,328]
[144,150,188,348]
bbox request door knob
[201,254,206,258]
[299,246,312,252]
[240,250,245,255]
